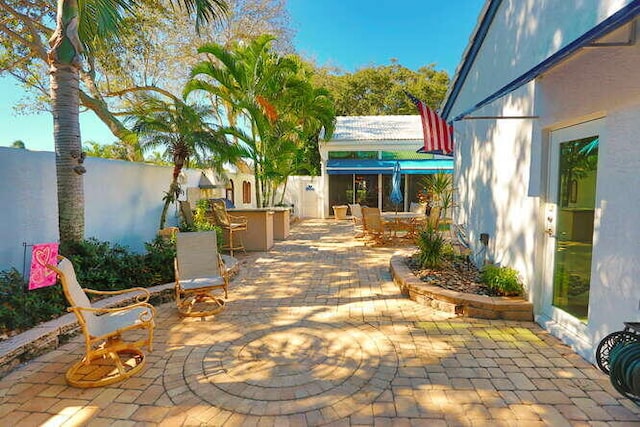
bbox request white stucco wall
[453,17,640,361]
[453,82,540,296]
[537,34,640,351]
[0,149,261,272]
[83,157,176,249]
[448,0,635,119]
[0,148,59,272]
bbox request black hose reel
[596,322,640,404]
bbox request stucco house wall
[445,0,640,362]
[447,0,637,120]
[535,32,640,354]
[454,83,539,289]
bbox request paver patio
[1,219,639,426]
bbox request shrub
[0,236,178,337]
[193,200,223,247]
[481,264,523,296]
[416,226,447,268]
[64,237,176,292]
[0,268,66,334]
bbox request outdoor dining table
[381,211,426,239]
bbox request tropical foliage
[128,95,240,228]
[185,34,336,207]
[419,173,456,217]
[416,225,448,269]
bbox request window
[328,151,377,159]
[226,179,235,204]
[242,181,251,204]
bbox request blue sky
[0,0,484,152]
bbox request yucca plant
[416,226,447,269]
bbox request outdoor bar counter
[270,207,290,240]
[227,208,275,251]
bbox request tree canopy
[311,61,450,116]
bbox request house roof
[331,115,423,141]
[441,0,640,122]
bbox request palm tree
[49,0,228,250]
[128,96,238,229]
[185,35,336,207]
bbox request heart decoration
[29,243,59,290]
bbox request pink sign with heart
[29,243,59,290]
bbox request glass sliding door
[546,120,601,324]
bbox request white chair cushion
[180,276,225,291]
[90,306,153,337]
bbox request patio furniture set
[346,202,444,246]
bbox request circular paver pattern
[165,316,398,419]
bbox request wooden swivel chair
[174,231,229,317]
[46,256,156,388]
[361,207,392,246]
[210,199,247,256]
[348,203,364,237]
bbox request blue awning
[326,159,453,175]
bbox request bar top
[228,207,290,212]
[228,207,276,213]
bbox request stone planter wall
[390,255,533,321]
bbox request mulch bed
[405,254,497,297]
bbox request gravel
[405,254,496,296]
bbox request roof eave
[441,0,502,121]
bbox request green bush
[416,226,447,268]
[481,264,523,296]
[0,236,176,336]
[0,268,66,334]
[192,200,223,247]
[64,238,173,292]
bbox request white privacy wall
[448,0,635,120]
[0,148,59,272]
[83,157,177,249]
[0,149,190,272]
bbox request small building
[319,115,453,218]
[443,0,640,361]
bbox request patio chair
[361,206,393,246]
[157,226,179,240]
[46,256,156,388]
[348,203,364,237]
[209,199,247,256]
[175,231,229,317]
[409,202,428,215]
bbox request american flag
[405,91,454,156]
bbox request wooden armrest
[228,215,248,225]
[83,287,151,303]
[69,301,156,317]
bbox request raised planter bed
[390,254,533,321]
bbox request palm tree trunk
[50,0,85,249]
[159,178,179,230]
